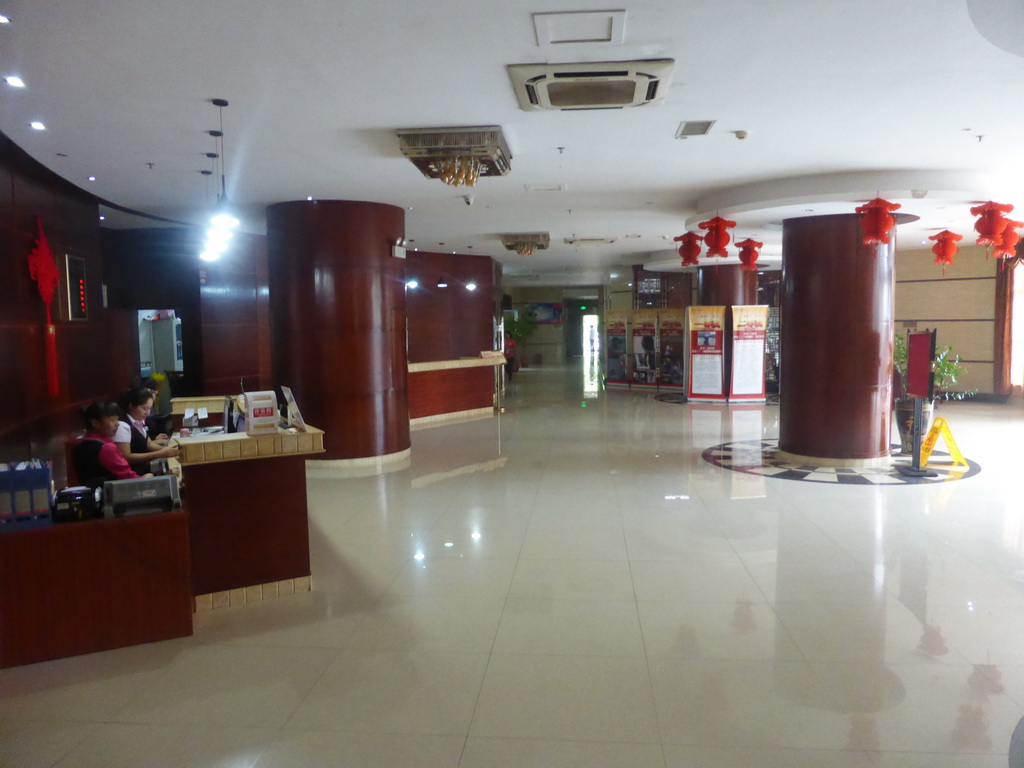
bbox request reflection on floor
[3,361,1024,767]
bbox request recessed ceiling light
[5,75,25,87]
[87,176,96,181]
[306,195,313,201]
[30,121,45,130]
[99,215,105,221]
[0,15,10,23]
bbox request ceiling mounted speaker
[507,59,675,111]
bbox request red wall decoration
[26,217,60,396]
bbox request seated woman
[72,400,151,489]
[115,387,179,472]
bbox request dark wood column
[697,264,758,392]
[779,214,895,460]
[267,200,409,460]
[696,263,757,307]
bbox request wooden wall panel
[406,250,499,363]
[408,367,495,419]
[0,132,133,484]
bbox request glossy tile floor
[5,359,1024,767]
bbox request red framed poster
[729,305,769,402]
[658,309,686,388]
[631,309,659,387]
[605,310,630,386]
[688,306,727,402]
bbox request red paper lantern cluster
[855,197,902,245]
[970,201,1014,246]
[993,218,1023,259]
[673,232,703,266]
[698,216,736,259]
[929,230,962,274]
[735,238,763,271]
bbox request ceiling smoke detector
[500,232,550,256]
[507,59,675,111]
[397,126,511,185]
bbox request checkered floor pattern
[701,439,981,485]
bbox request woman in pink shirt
[72,401,151,488]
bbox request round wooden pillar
[266,200,409,460]
[779,214,894,461]
[696,263,757,307]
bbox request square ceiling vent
[508,59,675,111]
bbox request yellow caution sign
[919,417,967,467]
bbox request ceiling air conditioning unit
[508,59,675,111]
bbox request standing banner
[687,306,727,402]
[631,309,659,386]
[658,309,686,389]
[729,305,770,402]
[605,310,630,386]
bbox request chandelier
[397,126,511,187]
[500,232,550,256]
[435,156,482,187]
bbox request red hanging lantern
[673,231,703,266]
[698,216,736,259]
[854,197,901,245]
[970,200,1014,246]
[26,216,60,396]
[929,230,962,274]
[735,238,763,271]
[993,218,1023,259]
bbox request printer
[102,476,181,518]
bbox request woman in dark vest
[114,387,179,473]
[72,401,147,489]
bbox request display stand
[658,309,686,389]
[687,306,727,402]
[605,310,630,387]
[631,309,659,387]
[728,305,769,402]
[896,330,938,478]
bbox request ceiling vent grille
[675,120,716,138]
[508,59,675,111]
[564,237,618,246]
[396,126,511,182]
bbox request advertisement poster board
[631,309,659,386]
[658,309,686,389]
[729,305,770,402]
[605,310,630,387]
[687,306,727,402]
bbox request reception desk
[175,426,324,598]
[0,511,192,668]
[408,356,504,424]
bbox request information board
[687,306,727,402]
[729,305,769,402]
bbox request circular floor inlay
[702,439,980,485]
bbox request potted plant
[504,314,536,368]
[892,334,975,453]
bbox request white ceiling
[2,0,1023,286]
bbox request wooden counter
[0,511,192,668]
[175,426,324,597]
[408,356,503,421]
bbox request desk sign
[244,391,279,435]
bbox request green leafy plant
[893,334,976,401]
[504,315,536,344]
